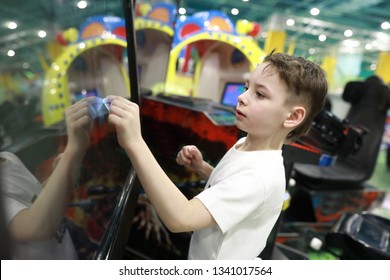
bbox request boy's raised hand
[176,145,204,172]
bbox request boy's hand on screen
[106,95,142,150]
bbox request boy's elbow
[163,213,194,233]
[165,220,189,233]
[163,199,211,233]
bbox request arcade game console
[324,212,390,259]
[285,77,389,225]
[164,10,264,101]
[141,94,239,182]
[270,77,390,260]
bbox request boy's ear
[284,106,306,129]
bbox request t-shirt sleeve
[2,194,29,225]
[195,168,265,234]
[0,152,39,225]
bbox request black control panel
[153,94,237,126]
[205,109,236,126]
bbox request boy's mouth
[236,109,246,118]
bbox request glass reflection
[0,0,146,259]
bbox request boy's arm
[108,96,216,233]
[8,98,93,241]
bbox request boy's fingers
[176,152,190,165]
[188,146,201,161]
[183,146,195,159]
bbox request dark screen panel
[220,82,245,107]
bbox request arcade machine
[262,108,370,259]
[324,211,390,259]
[274,77,390,259]
[164,10,263,100]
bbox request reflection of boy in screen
[220,83,245,108]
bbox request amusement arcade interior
[0,0,389,260]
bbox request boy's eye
[256,91,265,98]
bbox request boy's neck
[238,135,284,151]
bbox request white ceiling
[0,0,389,73]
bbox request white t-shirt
[188,138,285,260]
[0,151,78,260]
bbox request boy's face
[235,63,293,144]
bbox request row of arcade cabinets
[39,2,263,126]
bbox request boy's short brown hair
[263,52,328,141]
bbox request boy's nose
[237,92,246,105]
[237,94,242,104]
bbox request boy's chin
[235,122,246,131]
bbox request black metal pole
[123,0,140,105]
[93,0,142,260]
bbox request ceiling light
[365,43,373,50]
[7,50,15,57]
[310,8,320,16]
[369,64,377,71]
[341,39,360,48]
[77,1,87,9]
[381,21,390,30]
[38,30,47,38]
[7,21,17,29]
[231,8,239,15]
[318,34,326,41]
[286,19,295,26]
[178,7,186,15]
[309,48,316,54]
[242,0,250,2]
[344,29,353,37]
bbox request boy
[1,98,94,259]
[107,52,328,259]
